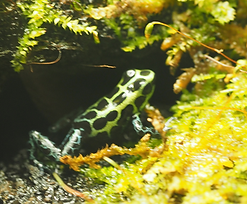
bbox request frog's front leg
[60,128,84,156]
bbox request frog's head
[74,69,156,138]
[111,69,155,113]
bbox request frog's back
[73,69,155,138]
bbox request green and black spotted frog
[29,69,159,169]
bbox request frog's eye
[121,70,136,85]
[126,69,136,77]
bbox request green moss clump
[11,0,241,73]
[12,0,97,71]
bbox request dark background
[0,46,190,163]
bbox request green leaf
[20,50,27,56]
[144,22,154,39]
[121,45,135,52]
[29,29,46,39]
[26,40,38,46]
[54,17,60,25]
[93,31,100,44]
[211,2,236,25]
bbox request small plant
[12,0,98,71]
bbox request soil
[0,149,93,204]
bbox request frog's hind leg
[29,130,62,169]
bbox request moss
[11,0,241,72]
[12,0,97,71]
[58,60,247,203]
[63,60,247,203]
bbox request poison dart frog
[29,69,158,170]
